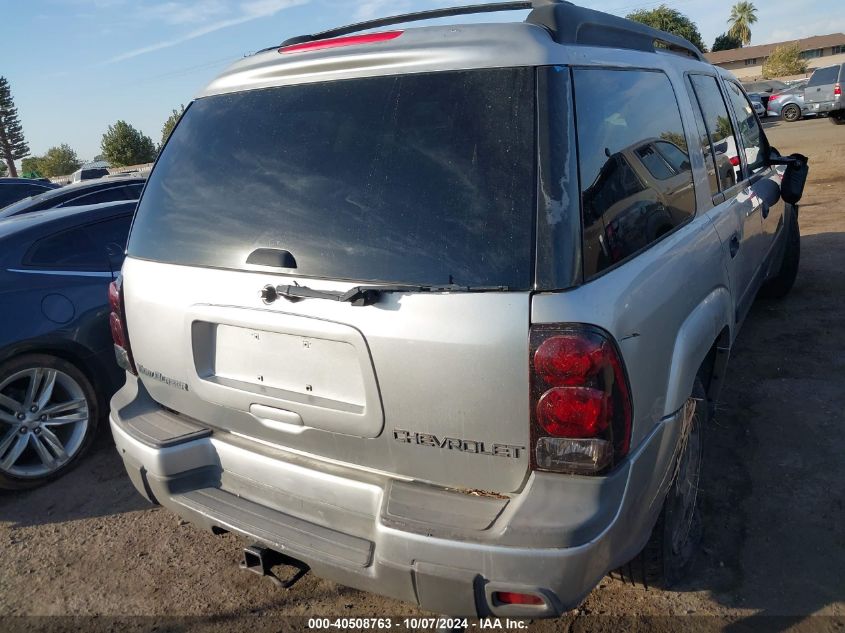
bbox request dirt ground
[2,117,844,633]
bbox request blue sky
[3,0,844,163]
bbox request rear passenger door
[686,74,762,323]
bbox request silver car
[767,82,809,122]
[108,1,805,618]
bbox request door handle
[729,233,740,258]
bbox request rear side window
[0,184,48,207]
[688,75,740,193]
[58,184,141,208]
[685,86,720,197]
[129,69,536,289]
[724,82,765,175]
[573,68,695,279]
[807,66,840,86]
[25,215,132,270]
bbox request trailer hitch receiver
[240,545,310,589]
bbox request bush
[763,44,808,79]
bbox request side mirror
[767,150,809,204]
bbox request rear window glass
[128,69,536,289]
[807,66,840,86]
[573,68,695,278]
[25,215,132,270]
[0,184,48,207]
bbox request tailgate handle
[247,248,297,269]
[249,404,304,429]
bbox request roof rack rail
[278,0,704,62]
[526,1,705,61]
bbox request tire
[830,112,845,125]
[623,378,705,589]
[0,354,99,491]
[781,104,802,122]
[759,208,800,299]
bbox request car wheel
[621,378,705,589]
[830,112,845,125]
[782,104,801,122]
[759,207,800,299]
[0,354,99,491]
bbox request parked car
[747,94,766,117]
[71,167,110,182]
[0,178,59,208]
[109,1,806,618]
[741,79,789,108]
[0,201,134,490]
[767,83,811,122]
[803,63,844,124]
[0,177,143,219]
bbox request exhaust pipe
[240,545,310,589]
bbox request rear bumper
[806,100,842,114]
[110,379,687,617]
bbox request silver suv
[109,1,807,618]
[803,63,844,124]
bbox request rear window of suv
[807,65,841,86]
[128,69,536,289]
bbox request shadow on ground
[0,432,149,528]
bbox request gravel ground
[2,116,844,633]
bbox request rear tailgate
[121,66,537,493]
[124,259,531,492]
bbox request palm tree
[728,1,758,46]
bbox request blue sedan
[0,201,134,489]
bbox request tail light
[529,324,632,474]
[729,156,740,167]
[109,276,137,375]
[770,93,782,100]
[835,84,841,96]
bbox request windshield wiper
[263,283,509,307]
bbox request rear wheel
[0,354,99,491]
[781,104,802,122]
[623,378,705,588]
[759,208,800,299]
[830,111,845,125]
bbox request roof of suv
[200,1,709,99]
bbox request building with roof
[705,33,845,80]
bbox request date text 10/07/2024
[307,618,530,629]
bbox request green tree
[660,131,688,153]
[20,156,45,177]
[37,144,82,177]
[728,1,758,46]
[627,5,708,53]
[0,161,6,177]
[762,43,809,79]
[0,76,30,178]
[713,32,743,52]
[100,120,156,167]
[160,105,185,150]
[715,115,733,140]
